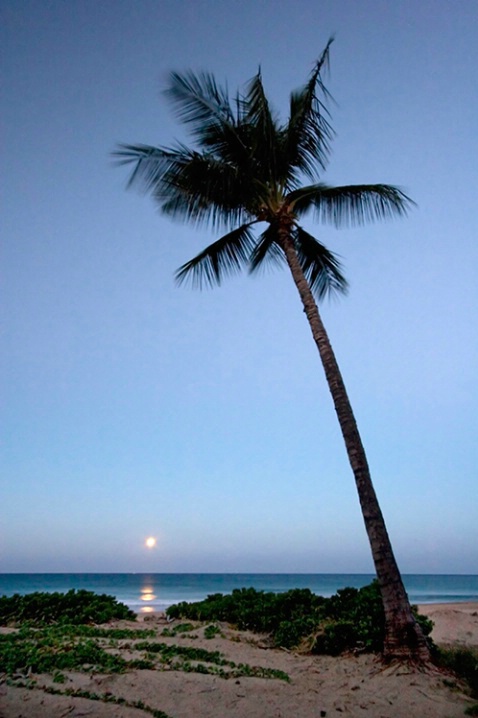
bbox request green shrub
[167,586,324,637]
[166,580,434,656]
[274,617,317,649]
[161,622,195,637]
[314,620,358,655]
[315,582,385,653]
[172,622,194,633]
[437,647,478,698]
[0,590,136,626]
[204,624,221,639]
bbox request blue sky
[1,0,477,573]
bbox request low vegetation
[0,589,289,717]
[436,646,478,700]
[0,624,289,682]
[166,579,434,654]
[1,583,477,715]
[167,582,478,707]
[0,589,136,626]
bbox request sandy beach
[1,602,477,718]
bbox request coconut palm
[114,40,430,660]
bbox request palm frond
[160,189,246,231]
[248,225,284,273]
[287,183,415,226]
[287,183,328,214]
[245,69,279,139]
[164,71,249,155]
[242,70,283,185]
[310,184,416,227]
[294,226,348,299]
[165,70,233,127]
[285,38,335,181]
[157,151,250,228]
[175,223,257,288]
[114,143,253,229]
[113,143,178,191]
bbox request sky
[1,0,477,574]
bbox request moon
[145,536,157,549]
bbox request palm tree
[114,40,430,661]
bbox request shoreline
[417,601,478,608]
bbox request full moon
[145,536,157,549]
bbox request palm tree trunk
[278,226,430,661]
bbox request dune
[1,602,477,717]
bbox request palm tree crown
[114,38,413,299]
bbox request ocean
[1,574,477,614]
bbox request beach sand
[1,602,477,717]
